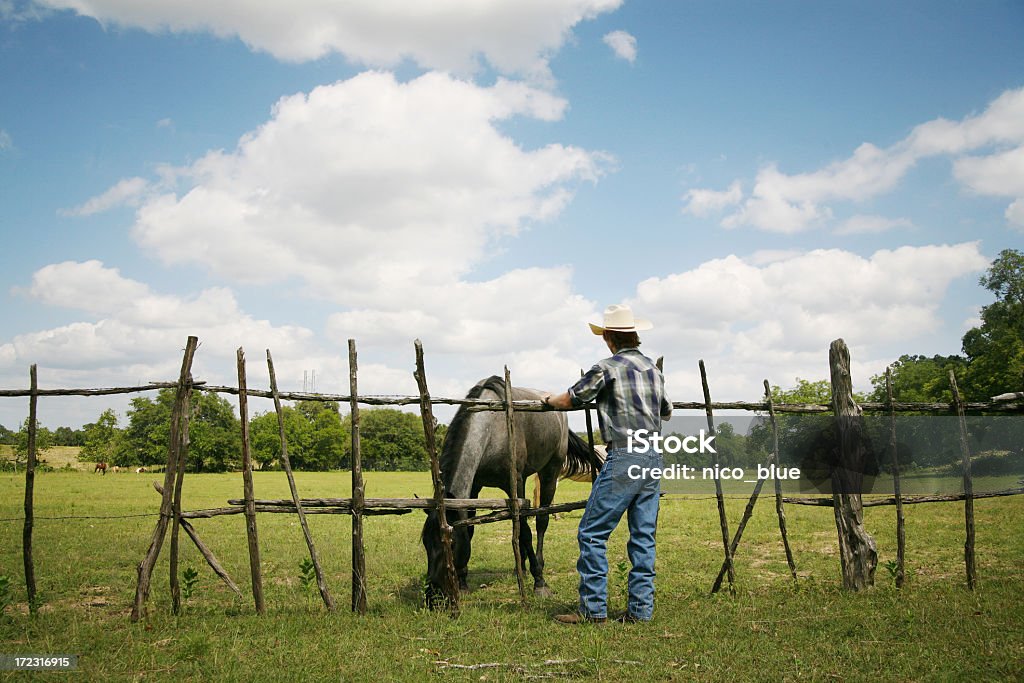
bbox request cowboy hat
[589,304,653,335]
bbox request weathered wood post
[503,366,528,606]
[828,338,877,590]
[885,368,907,588]
[236,347,265,614]
[699,360,735,591]
[948,370,976,590]
[169,352,195,616]
[22,364,38,612]
[349,339,368,614]
[765,379,798,583]
[267,350,335,611]
[132,336,198,621]
[413,340,460,614]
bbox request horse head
[420,506,451,608]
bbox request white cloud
[0,128,11,152]
[2,260,326,390]
[1006,199,1024,229]
[834,214,913,235]
[686,87,1024,232]
[108,72,609,310]
[631,243,989,398]
[35,0,622,78]
[60,177,150,216]
[602,30,636,63]
[682,181,742,216]
[954,145,1024,196]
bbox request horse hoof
[534,585,554,598]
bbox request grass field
[0,464,1022,682]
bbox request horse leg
[530,463,560,598]
[453,484,482,593]
[514,478,550,597]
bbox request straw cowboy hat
[588,304,653,335]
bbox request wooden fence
[3,335,1023,619]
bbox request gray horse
[422,375,601,607]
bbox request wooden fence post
[699,360,735,591]
[503,366,528,606]
[349,339,368,614]
[237,348,265,614]
[132,336,198,621]
[267,350,335,611]
[948,370,976,590]
[828,339,877,590]
[885,368,907,588]
[22,364,38,612]
[413,340,460,614]
[169,355,195,616]
[765,379,798,583]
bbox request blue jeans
[577,448,661,621]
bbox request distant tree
[250,402,344,471]
[187,393,242,472]
[868,354,968,403]
[52,426,85,447]
[81,409,124,463]
[0,424,14,445]
[961,248,1024,399]
[14,418,53,462]
[355,408,429,471]
[123,389,241,472]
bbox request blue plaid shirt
[568,348,672,450]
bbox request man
[543,304,672,624]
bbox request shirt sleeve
[569,363,606,407]
[659,373,672,419]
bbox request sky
[1,0,1022,430]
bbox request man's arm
[542,392,573,410]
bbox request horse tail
[563,430,603,479]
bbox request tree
[52,426,85,447]
[188,392,242,472]
[81,409,124,463]
[14,417,53,463]
[355,408,429,471]
[868,354,968,403]
[961,248,1024,400]
[0,424,14,445]
[122,388,241,472]
[250,401,346,471]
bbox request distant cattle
[94,462,107,475]
[135,467,147,474]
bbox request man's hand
[542,392,573,410]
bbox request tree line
[1,394,443,473]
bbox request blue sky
[1,1,1022,429]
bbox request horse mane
[439,375,506,491]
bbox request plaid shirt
[569,347,672,449]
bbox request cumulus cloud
[0,129,11,151]
[60,177,150,216]
[35,0,622,78]
[98,72,610,311]
[684,87,1024,232]
[602,30,637,63]
[632,243,989,398]
[0,260,334,405]
[682,181,742,217]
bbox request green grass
[1,470,1022,682]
